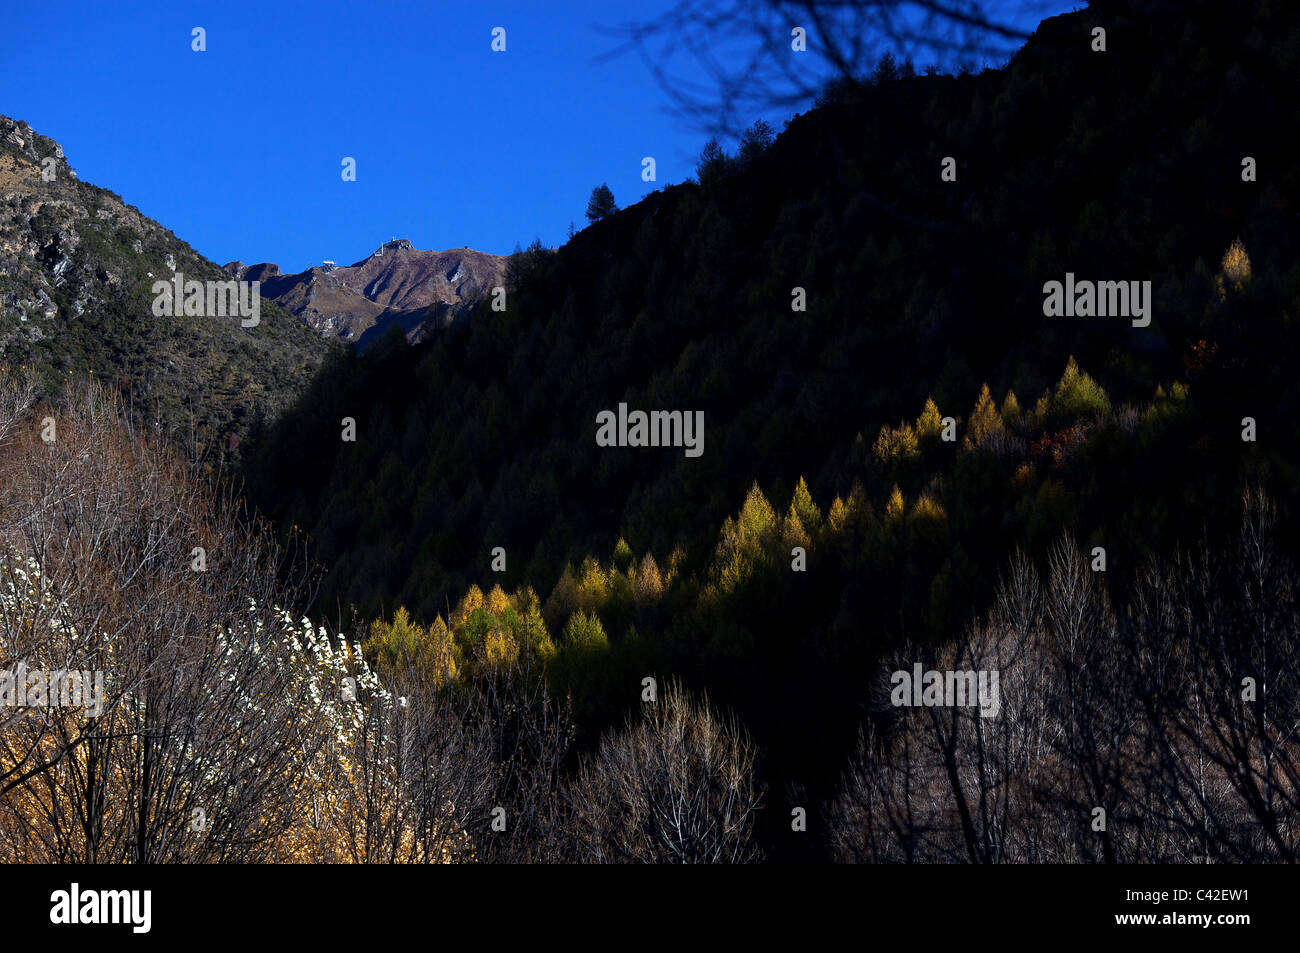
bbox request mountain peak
[258,242,505,346]
[0,114,330,450]
[365,238,413,260]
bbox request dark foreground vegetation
[1,379,1295,861]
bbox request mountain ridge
[226,240,506,347]
[0,113,332,455]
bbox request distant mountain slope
[0,115,332,454]
[230,240,505,347]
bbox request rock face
[223,261,282,283]
[253,240,506,347]
[0,114,331,451]
[0,110,504,450]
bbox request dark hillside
[240,0,1300,858]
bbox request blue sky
[2,1,1065,272]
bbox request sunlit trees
[873,420,920,464]
[1044,357,1112,425]
[964,384,1003,449]
[311,636,571,864]
[365,606,458,690]
[631,553,664,606]
[0,378,340,862]
[0,375,569,864]
[711,483,779,595]
[1218,237,1252,295]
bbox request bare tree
[302,635,573,864]
[830,577,1057,864]
[0,379,329,862]
[1130,489,1300,863]
[830,501,1300,864]
[565,679,765,863]
[0,376,579,864]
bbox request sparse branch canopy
[599,0,1050,134]
[565,680,764,862]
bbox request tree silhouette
[695,137,732,186]
[585,183,619,223]
[599,0,1054,135]
[738,119,775,166]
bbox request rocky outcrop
[0,113,332,452]
[256,241,506,346]
[223,261,282,283]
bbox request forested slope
[239,0,1300,856]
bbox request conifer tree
[585,183,618,223]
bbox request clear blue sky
[1,1,1063,272]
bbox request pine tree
[633,553,664,605]
[585,183,618,223]
[964,384,1003,448]
[1051,357,1111,421]
[695,138,731,187]
[1217,237,1252,297]
[738,120,775,167]
[885,486,906,524]
[612,537,634,572]
[1000,390,1022,426]
[788,476,822,535]
[871,52,901,84]
[916,397,944,441]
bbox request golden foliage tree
[964,383,1004,449]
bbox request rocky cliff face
[0,114,332,454]
[222,261,282,284]
[232,240,506,347]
